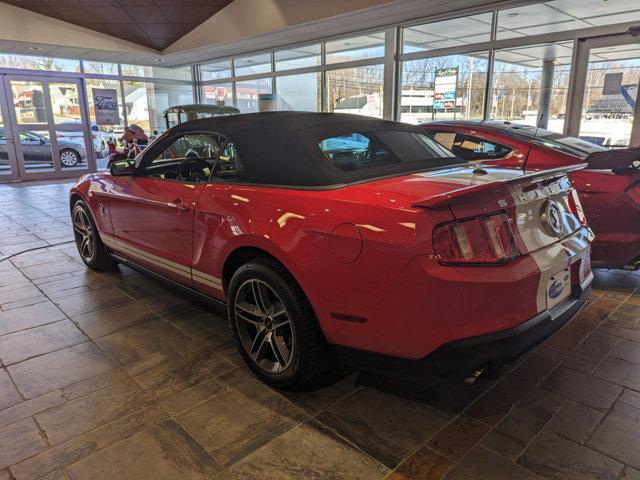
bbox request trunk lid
[362,164,587,255]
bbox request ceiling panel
[0,0,233,50]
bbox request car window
[430,132,513,161]
[318,131,456,172]
[137,133,226,183]
[19,132,40,142]
[211,141,248,183]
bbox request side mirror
[40,138,46,144]
[109,159,135,176]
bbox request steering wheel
[175,158,211,182]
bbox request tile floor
[1,180,640,479]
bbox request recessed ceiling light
[155,58,163,62]
[29,46,42,51]
[506,12,519,17]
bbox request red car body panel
[420,123,640,268]
[71,160,592,360]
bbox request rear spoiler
[585,147,640,173]
[413,164,587,209]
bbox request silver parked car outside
[0,128,87,168]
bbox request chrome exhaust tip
[464,364,489,385]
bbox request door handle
[168,199,189,211]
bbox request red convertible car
[70,112,593,387]
[421,121,640,269]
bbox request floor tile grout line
[389,288,638,477]
[512,397,569,467]
[583,387,625,448]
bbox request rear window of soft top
[318,130,460,172]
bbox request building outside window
[326,65,384,118]
[400,53,489,124]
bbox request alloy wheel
[234,279,295,374]
[61,150,79,167]
[73,208,95,262]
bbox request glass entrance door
[0,79,19,181]
[1,75,94,181]
[566,34,640,148]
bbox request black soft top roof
[166,112,460,187]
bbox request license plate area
[547,268,571,310]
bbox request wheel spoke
[85,236,94,259]
[251,281,269,314]
[269,303,287,318]
[235,310,263,328]
[80,235,91,258]
[269,333,289,367]
[236,300,263,319]
[273,316,291,330]
[73,214,87,234]
[249,329,268,360]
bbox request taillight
[433,212,519,265]
[567,189,587,226]
[625,182,640,206]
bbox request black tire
[60,148,80,167]
[228,258,326,388]
[72,200,115,270]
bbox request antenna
[522,113,544,172]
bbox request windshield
[319,130,460,172]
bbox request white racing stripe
[99,232,223,291]
[507,178,592,312]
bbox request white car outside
[56,121,116,156]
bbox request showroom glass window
[234,53,272,76]
[122,81,194,136]
[325,33,385,63]
[203,83,234,107]
[276,73,321,112]
[492,42,573,133]
[578,46,640,148]
[400,53,489,124]
[325,65,385,118]
[83,61,119,75]
[402,13,492,54]
[236,78,273,113]
[121,64,192,81]
[275,44,321,71]
[0,53,80,72]
[202,60,232,81]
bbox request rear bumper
[333,272,592,379]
